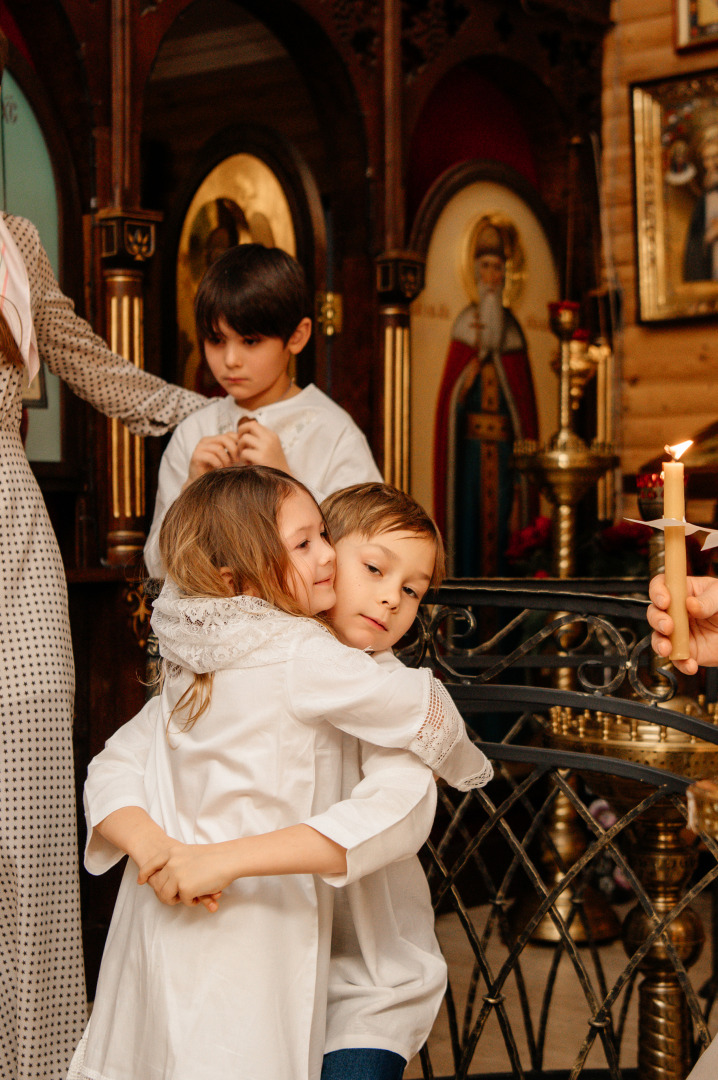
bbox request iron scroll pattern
[399,580,718,1079]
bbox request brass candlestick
[514,301,618,579]
[511,302,621,945]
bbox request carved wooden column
[376,253,423,490]
[100,0,161,565]
[377,0,423,489]
[98,210,161,564]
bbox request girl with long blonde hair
[74,465,489,1080]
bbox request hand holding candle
[662,441,692,662]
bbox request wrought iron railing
[403,579,718,1080]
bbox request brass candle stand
[511,303,620,945]
[548,703,717,1080]
[541,475,717,1080]
[514,301,618,579]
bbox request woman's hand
[236,419,290,473]
[184,433,242,487]
[648,573,718,674]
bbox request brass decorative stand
[514,301,618,579]
[549,703,717,1080]
[511,301,620,945]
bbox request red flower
[600,520,652,556]
[506,516,552,562]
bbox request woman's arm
[17,215,205,435]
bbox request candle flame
[664,440,693,461]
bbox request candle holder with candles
[663,442,692,662]
[544,444,718,1080]
[514,301,618,579]
[511,301,621,946]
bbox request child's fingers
[137,855,168,885]
[197,892,222,913]
[145,868,181,905]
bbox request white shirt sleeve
[311,427,382,503]
[83,699,158,875]
[305,737,437,887]
[287,638,493,791]
[144,421,198,576]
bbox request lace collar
[151,580,321,674]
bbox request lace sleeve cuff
[407,678,493,791]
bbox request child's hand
[648,573,718,674]
[185,433,242,486]
[138,842,237,910]
[236,419,290,473]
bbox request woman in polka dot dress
[0,212,204,1080]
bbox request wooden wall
[603,0,718,522]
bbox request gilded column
[377,254,423,490]
[377,0,423,489]
[98,0,162,565]
[98,210,161,565]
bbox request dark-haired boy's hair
[195,244,309,353]
[321,483,445,589]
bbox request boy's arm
[303,736,437,887]
[288,639,493,792]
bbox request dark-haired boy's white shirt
[144,384,381,576]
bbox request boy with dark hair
[144,244,380,576]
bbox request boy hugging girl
[76,473,492,1080]
[71,245,492,1080]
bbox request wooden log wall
[602,0,718,522]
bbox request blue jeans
[320,1048,406,1079]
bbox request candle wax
[662,459,690,661]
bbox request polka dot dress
[0,215,204,1080]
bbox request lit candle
[662,441,693,662]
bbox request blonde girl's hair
[321,482,446,589]
[158,464,331,729]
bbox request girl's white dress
[77,585,491,1080]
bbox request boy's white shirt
[143,385,382,576]
[79,592,494,1079]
